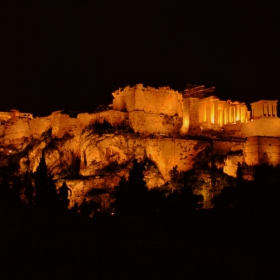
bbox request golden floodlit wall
[112,84,183,116]
[244,136,280,166]
[240,118,280,138]
[181,97,200,134]
[135,86,182,116]
[112,84,256,136]
[129,111,182,135]
[223,136,280,178]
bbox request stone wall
[181,97,200,135]
[223,136,280,178]
[113,84,182,116]
[240,118,280,137]
[129,111,182,135]
[135,87,181,116]
[4,118,31,143]
[244,136,280,166]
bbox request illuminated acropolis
[112,84,279,138]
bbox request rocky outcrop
[0,111,213,208]
[1,110,280,209]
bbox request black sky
[1,1,279,116]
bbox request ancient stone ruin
[0,84,280,209]
[112,84,279,138]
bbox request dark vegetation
[1,156,280,278]
[84,119,134,136]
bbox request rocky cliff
[0,110,214,208]
[2,110,279,210]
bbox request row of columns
[199,97,249,126]
[263,104,277,117]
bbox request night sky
[1,1,279,116]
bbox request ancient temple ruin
[112,84,279,138]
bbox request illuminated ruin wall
[112,85,252,136]
[0,110,127,145]
[112,84,183,116]
[222,118,280,138]
[223,136,280,178]
[241,118,280,138]
[181,97,200,134]
[129,111,182,135]
[244,136,280,166]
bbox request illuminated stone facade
[182,86,250,134]
[112,84,183,117]
[112,84,252,135]
[112,84,279,138]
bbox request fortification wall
[244,136,280,166]
[113,95,125,110]
[49,110,128,139]
[50,113,79,138]
[123,91,135,111]
[243,137,259,165]
[240,118,280,137]
[181,98,200,135]
[4,118,31,142]
[135,88,180,116]
[129,111,182,135]
[223,136,280,178]
[257,137,280,165]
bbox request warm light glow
[211,106,214,124]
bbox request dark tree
[34,152,59,209]
[58,181,72,209]
[23,171,34,205]
[114,159,148,215]
[0,171,22,205]
[0,172,11,203]
[11,175,22,205]
[78,198,100,218]
[180,179,204,211]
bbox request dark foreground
[1,204,280,280]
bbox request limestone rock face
[0,110,258,209]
